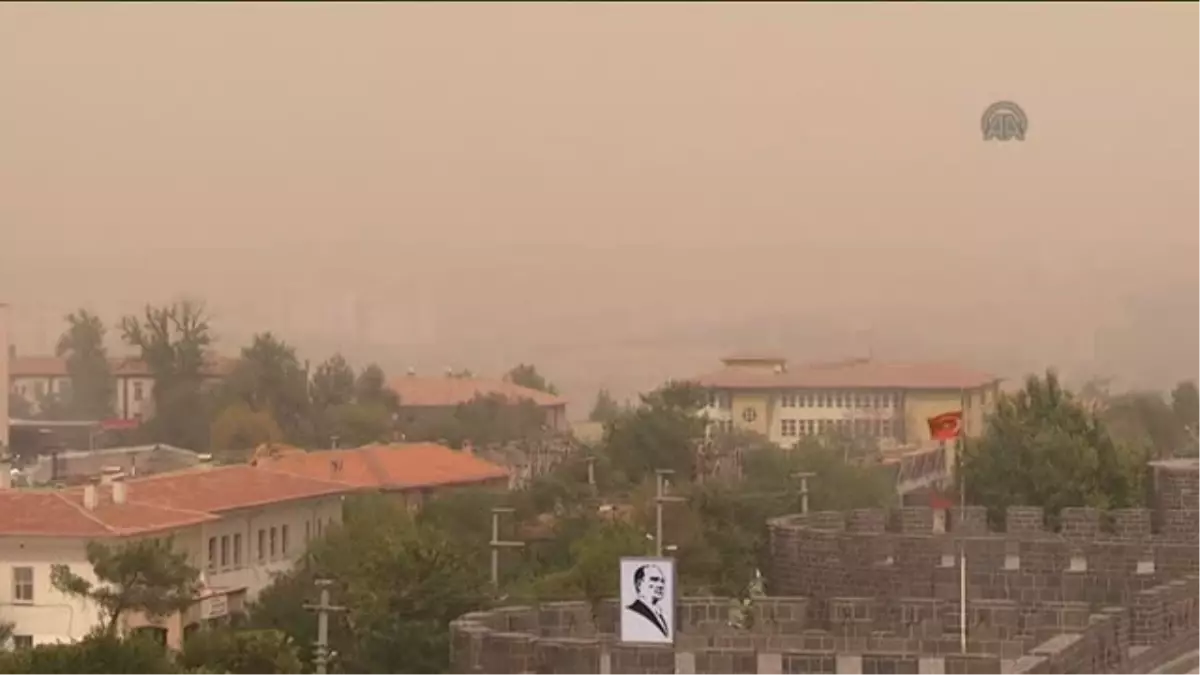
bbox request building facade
[8,352,235,421]
[388,373,570,433]
[0,459,349,649]
[693,356,1002,450]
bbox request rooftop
[256,442,510,490]
[0,464,352,538]
[693,357,1000,391]
[388,374,567,408]
[10,354,237,379]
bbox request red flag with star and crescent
[927,411,963,442]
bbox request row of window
[780,418,894,438]
[780,392,897,409]
[206,518,335,572]
[11,380,145,402]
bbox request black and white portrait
[619,557,675,644]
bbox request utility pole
[303,578,347,675]
[791,471,815,514]
[585,456,596,487]
[654,469,685,557]
[489,507,524,589]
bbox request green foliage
[1102,391,1188,460]
[531,519,645,615]
[51,538,200,634]
[55,309,116,420]
[323,402,394,448]
[0,631,175,674]
[505,364,559,395]
[179,628,301,674]
[249,495,487,674]
[961,370,1147,523]
[1171,380,1199,456]
[406,393,547,448]
[603,381,707,483]
[588,388,620,424]
[120,301,214,450]
[354,364,400,414]
[220,333,314,446]
[310,354,357,411]
[742,441,896,511]
[209,402,284,454]
[7,393,33,419]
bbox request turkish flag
[927,411,963,441]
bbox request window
[34,381,45,398]
[797,394,807,408]
[881,420,893,438]
[133,381,144,402]
[233,534,242,567]
[12,567,33,603]
[220,536,229,568]
[281,525,290,555]
[207,537,217,572]
[780,394,793,408]
[12,636,32,650]
[57,379,72,398]
[257,529,266,562]
[269,527,277,558]
[781,420,797,437]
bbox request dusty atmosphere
[1,3,1196,412]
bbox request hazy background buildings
[1,3,1196,411]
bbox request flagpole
[958,386,967,655]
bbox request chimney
[100,466,121,485]
[196,453,214,470]
[462,440,474,456]
[83,484,97,511]
[112,476,127,505]
[407,366,416,377]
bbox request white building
[8,353,235,421]
[0,457,349,649]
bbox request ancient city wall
[453,460,1198,673]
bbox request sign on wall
[619,557,676,645]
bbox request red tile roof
[10,354,236,379]
[259,443,509,490]
[388,375,567,408]
[0,465,351,538]
[693,357,999,391]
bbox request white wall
[0,538,101,646]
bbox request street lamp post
[489,507,524,589]
[654,469,685,557]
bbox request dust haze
[1,3,1196,411]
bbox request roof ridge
[53,492,117,534]
[249,462,358,489]
[360,446,396,488]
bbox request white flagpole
[958,387,967,654]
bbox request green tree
[1101,391,1187,460]
[960,370,1146,523]
[310,354,356,411]
[220,333,313,446]
[354,364,400,413]
[179,628,300,674]
[249,495,487,674]
[120,301,214,449]
[0,621,12,648]
[323,402,393,447]
[505,363,559,395]
[532,520,645,618]
[0,631,175,674]
[51,539,200,635]
[602,381,707,483]
[7,393,33,420]
[1171,380,1198,455]
[55,310,116,420]
[588,388,620,424]
[209,403,285,455]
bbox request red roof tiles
[693,357,999,391]
[259,443,509,490]
[388,375,567,408]
[0,465,350,538]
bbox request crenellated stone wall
[454,460,1199,673]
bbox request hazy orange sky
[1,3,1196,409]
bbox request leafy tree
[179,628,301,674]
[1101,391,1187,460]
[0,631,175,674]
[7,393,33,419]
[960,370,1146,523]
[120,301,214,449]
[55,310,116,420]
[249,495,487,674]
[311,354,356,411]
[532,520,645,618]
[602,381,707,483]
[220,333,313,446]
[588,388,620,424]
[1171,381,1200,432]
[453,394,546,446]
[505,364,559,395]
[0,621,12,648]
[51,539,200,635]
[323,402,393,447]
[210,403,284,454]
[354,364,400,414]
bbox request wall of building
[730,392,770,437]
[0,537,101,646]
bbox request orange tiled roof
[259,443,509,490]
[693,357,999,391]
[388,375,567,408]
[10,354,236,379]
[0,465,351,538]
